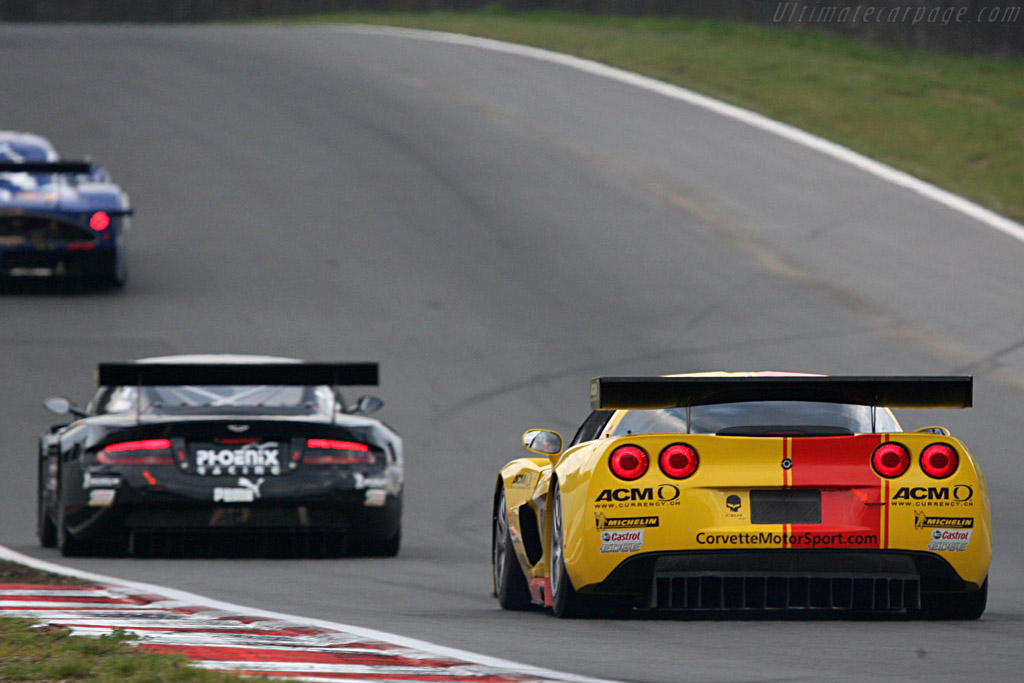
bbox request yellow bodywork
[498,428,991,596]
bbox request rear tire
[57,504,90,557]
[108,246,127,289]
[923,578,988,620]
[493,486,533,610]
[358,529,401,557]
[549,481,598,618]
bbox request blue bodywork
[1,131,131,286]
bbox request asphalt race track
[2,23,1023,682]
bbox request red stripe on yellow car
[881,433,890,549]
[782,438,790,548]
[788,435,885,549]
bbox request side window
[612,408,688,436]
[569,411,612,447]
[99,386,137,414]
[875,407,901,433]
[86,387,111,415]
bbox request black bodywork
[38,361,403,557]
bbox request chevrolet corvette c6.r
[1,131,132,287]
[38,355,402,557]
[493,373,989,619]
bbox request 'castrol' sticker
[195,443,280,476]
[928,528,972,552]
[599,529,644,553]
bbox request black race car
[38,355,403,557]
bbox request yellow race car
[492,373,990,619]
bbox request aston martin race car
[1,131,131,287]
[493,373,990,619]
[38,355,403,557]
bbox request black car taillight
[304,438,376,465]
[96,438,174,465]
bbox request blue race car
[1,131,131,287]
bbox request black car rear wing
[590,376,972,411]
[0,161,95,175]
[98,362,379,426]
[97,362,379,387]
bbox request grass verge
[1,561,261,681]
[290,8,1023,222]
[0,618,265,682]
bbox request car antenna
[135,375,142,426]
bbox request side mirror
[522,429,563,457]
[348,395,384,416]
[43,396,84,417]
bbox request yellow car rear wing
[590,376,972,411]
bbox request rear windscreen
[611,401,900,436]
[0,214,93,241]
[95,385,334,416]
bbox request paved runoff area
[0,550,609,683]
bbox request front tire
[493,486,532,610]
[37,495,56,548]
[37,458,57,548]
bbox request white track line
[337,24,1024,246]
[0,545,616,683]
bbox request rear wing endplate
[0,161,95,175]
[590,376,972,410]
[97,362,379,387]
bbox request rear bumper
[62,491,402,557]
[0,245,116,278]
[586,550,975,614]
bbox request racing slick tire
[492,486,533,610]
[922,578,988,620]
[56,504,92,557]
[107,246,127,289]
[359,529,401,557]
[549,481,602,618]
[88,249,126,290]
[37,495,56,548]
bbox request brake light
[97,438,173,465]
[920,443,959,479]
[609,445,648,481]
[89,211,110,232]
[871,442,910,478]
[304,438,375,465]
[659,443,699,479]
